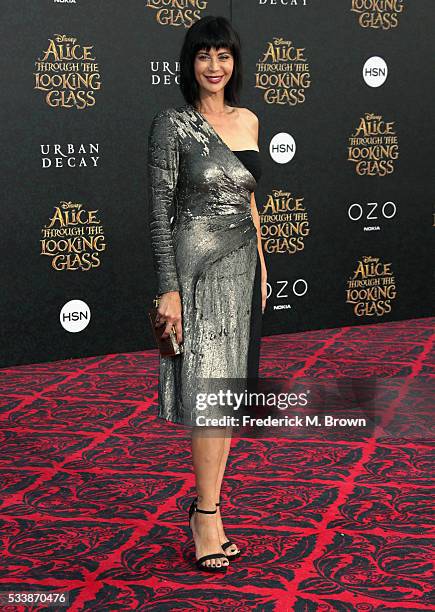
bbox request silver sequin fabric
[147,103,260,425]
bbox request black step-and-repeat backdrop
[1,0,433,368]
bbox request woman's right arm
[147,109,183,342]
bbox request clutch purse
[148,295,183,357]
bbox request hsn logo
[363,56,388,87]
[269,132,296,164]
[60,299,91,332]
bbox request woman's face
[193,46,234,96]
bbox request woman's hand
[155,291,183,344]
[260,262,268,314]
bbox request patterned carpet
[0,317,433,611]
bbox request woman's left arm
[250,192,266,269]
[250,191,267,313]
[249,111,267,313]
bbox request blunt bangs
[179,15,243,107]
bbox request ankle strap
[195,506,217,514]
[191,497,219,513]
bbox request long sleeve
[147,108,180,295]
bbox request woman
[147,15,267,572]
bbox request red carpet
[0,317,433,611]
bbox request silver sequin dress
[147,103,262,425]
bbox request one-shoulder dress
[147,103,263,426]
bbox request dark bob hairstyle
[179,15,243,107]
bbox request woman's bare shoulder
[239,107,259,126]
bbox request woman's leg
[190,426,230,568]
[214,426,240,555]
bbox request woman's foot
[215,503,240,556]
[190,501,230,569]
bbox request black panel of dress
[232,149,262,183]
[231,149,263,380]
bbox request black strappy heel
[216,500,242,559]
[188,497,229,572]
